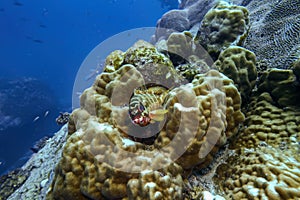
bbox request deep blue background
[0,0,178,175]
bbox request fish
[39,24,47,28]
[44,110,49,117]
[13,1,23,6]
[33,39,44,43]
[33,116,40,122]
[129,85,169,127]
[85,62,104,81]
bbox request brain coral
[47,40,245,199]
[196,1,249,59]
[244,0,300,69]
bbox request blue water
[0,0,178,175]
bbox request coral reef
[0,168,29,200]
[155,70,244,170]
[257,69,300,107]
[158,0,300,69]
[156,31,212,81]
[215,92,300,199]
[46,39,244,199]
[6,0,300,199]
[196,1,249,59]
[214,46,257,104]
[244,0,300,69]
[155,0,222,41]
[55,112,70,125]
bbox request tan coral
[258,68,300,107]
[214,46,257,104]
[123,40,184,87]
[47,41,245,199]
[215,92,300,199]
[161,31,213,81]
[217,146,300,200]
[127,166,183,200]
[155,70,245,170]
[196,1,249,59]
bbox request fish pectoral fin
[149,109,168,121]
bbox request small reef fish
[129,85,169,127]
[39,24,47,28]
[33,39,44,44]
[44,110,49,117]
[13,1,23,6]
[33,116,40,122]
[85,62,104,81]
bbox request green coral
[104,50,125,72]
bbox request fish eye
[139,103,145,112]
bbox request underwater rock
[155,9,190,41]
[30,136,50,153]
[2,125,68,200]
[0,168,29,200]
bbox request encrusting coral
[46,40,245,199]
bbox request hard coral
[215,92,300,199]
[258,68,300,107]
[214,46,257,104]
[155,70,245,170]
[196,1,249,59]
[47,41,245,199]
[156,31,212,81]
[244,0,300,69]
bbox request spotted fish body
[129,85,169,127]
